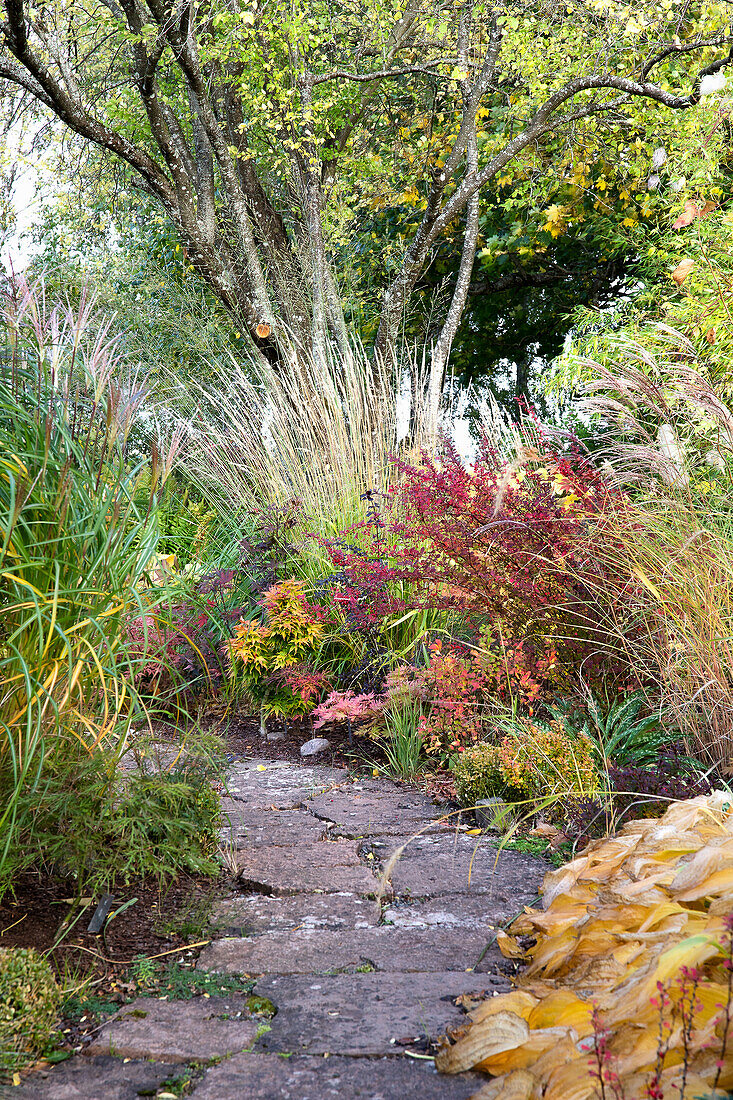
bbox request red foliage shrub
[389,436,629,686]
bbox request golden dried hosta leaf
[477,1027,574,1074]
[437,794,733,1098]
[435,1011,530,1074]
[669,839,733,893]
[470,990,538,1025]
[527,990,593,1036]
[497,931,525,959]
[610,1021,683,1076]
[709,892,733,916]
[468,1069,537,1100]
[637,901,687,932]
[542,1054,599,1100]
[524,926,580,977]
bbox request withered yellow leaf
[674,866,733,902]
[435,1011,529,1074]
[527,990,593,1036]
[470,990,538,1024]
[497,931,525,959]
[436,793,733,1098]
[543,1055,599,1100]
[468,1069,537,1100]
[477,1027,573,1074]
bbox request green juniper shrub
[0,948,61,1076]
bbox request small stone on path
[300,736,331,756]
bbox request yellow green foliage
[229,580,324,717]
[0,948,60,1074]
[452,742,506,806]
[453,719,599,815]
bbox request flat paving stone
[225,761,348,809]
[383,892,525,930]
[252,971,509,1055]
[219,806,327,848]
[237,840,378,895]
[210,891,380,936]
[85,996,260,1063]
[9,1056,176,1100]
[198,926,491,974]
[306,779,451,837]
[383,833,547,900]
[192,1052,483,1100]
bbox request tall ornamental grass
[0,278,172,891]
[576,328,733,770]
[173,340,431,549]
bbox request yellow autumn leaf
[436,793,733,1097]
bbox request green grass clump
[0,948,61,1075]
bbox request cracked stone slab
[382,833,548,900]
[198,926,490,974]
[383,892,523,930]
[9,1057,177,1100]
[192,1052,483,1100]
[252,971,509,1055]
[306,779,451,837]
[84,996,260,1063]
[224,761,348,809]
[237,840,378,894]
[219,806,327,849]
[209,891,380,936]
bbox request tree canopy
[2,0,732,417]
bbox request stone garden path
[20,760,548,1100]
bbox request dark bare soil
[0,872,221,975]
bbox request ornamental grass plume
[170,336,432,549]
[572,328,733,770]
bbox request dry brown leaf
[435,1011,530,1074]
[497,930,525,959]
[671,258,695,285]
[672,199,717,228]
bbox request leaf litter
[436,791,733,1098]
